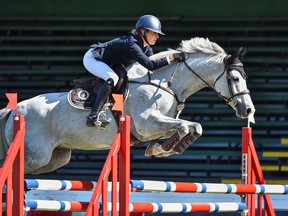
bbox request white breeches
[83,49,119,86]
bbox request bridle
[129,53,250,118]
[182,55,250,104]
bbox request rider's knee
[108,74,119,86]
[106,78,115,88]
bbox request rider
[83,14,183,128]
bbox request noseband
[182,55,250,104]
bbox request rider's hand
[172,53,185,61]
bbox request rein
[128,79,182,105]
[128,53,250,118]
[182,56,250,104]
[129,63,184,118]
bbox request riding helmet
[135,15,165,35]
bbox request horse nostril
[247,108,254,115]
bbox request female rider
[83,14,182,128]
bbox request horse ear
[228,47,248,64]
[236,47,248,60]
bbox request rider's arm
[129,42,170,71]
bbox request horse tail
[0,109,12,160]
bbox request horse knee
[192,123,202,137]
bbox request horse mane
[178,37,226,55]
[149,37,226,61]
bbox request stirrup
[97,110,111,125]
[86,116,108,129]
[96,119,111,130]
[86,103,111,128]
[94,120,106,130]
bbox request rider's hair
[131,28,147,35]
[131,29,138,35]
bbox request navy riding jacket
[90,34,169,71]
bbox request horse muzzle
[232,96,255,119]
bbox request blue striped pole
[130,179,288,194]
[24,200,246,213]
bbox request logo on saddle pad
[68,78,100,110]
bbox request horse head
[214,47,255,119]
[176,38,255,119]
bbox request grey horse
[0,37,255,174]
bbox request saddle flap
[69,65,128,111]
[73,78,98,88]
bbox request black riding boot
[86,78,114,128]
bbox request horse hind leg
[27,148,71,175]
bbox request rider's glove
[172,52,185,61]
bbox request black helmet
[135,15,165,35]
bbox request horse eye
[232,76,239,82]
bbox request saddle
[68,65,146,146]
[68,65,128,110]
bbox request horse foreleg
[146,132,198,157]
[172,133,197,153]
[136,112,202,157]
[145,131,180,156]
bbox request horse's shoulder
[126,63,148,80]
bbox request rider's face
[146,30,159,45]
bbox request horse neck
[171,54,226,102]
[128,53,226,102]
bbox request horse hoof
[155,150,177,157]
[144,144,154,156]
[145,143,163,156]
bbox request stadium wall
[1,0,288,18]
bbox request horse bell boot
[86,78,114,128]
